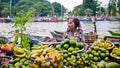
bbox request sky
[49,0,109,11]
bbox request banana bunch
[112,47,120,57]
[93,40,112,49]
[30,45,63,68]
[13,46,26,58]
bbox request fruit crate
[0,56,12,67]
[84,33,98,43]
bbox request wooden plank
[104,36,120,42]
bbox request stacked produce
[76,53,96,68]
[30,45,63,68]
[93,40,113,49]
[86,46,110,62]
[5,45,31,68]
[55,38,85,67]
[13,46,30,59]
[6,58,30,68]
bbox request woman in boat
[63,17,89,51]
[63,17,85,42]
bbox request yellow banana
[31,53,39,58]
[30,63,39,68]
[13,46,24,54]
[13,51,25,58]
[31,49,43,55]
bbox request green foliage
[33,2,51,16]
[83,0,97,15]
[85,8,93,16]
[13,8,35,28]
[73,5,85,16]
[73,0,101,16]
[107,0,118,16]
[13,9,35,50]
[0,0,67,17]
[51,2,67,16]
[0,2,9,17]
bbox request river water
[0,21,120,39]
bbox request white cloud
[49,0,109,11]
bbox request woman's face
[68,19,76,30]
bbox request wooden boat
[79,18,92,21]
[79,17,105,21]
[104,36,120,42]
[95,17,105,21]
[33,17,57,22]
[50,31,98,43]
[106,17,120,21]
[50,31,63,42]
[108,30,120,36]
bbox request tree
[13,0,35,15]
[33,2,51,16]
[51,2,67,16]
[108,0,117,16]
[0,2,9,17]
[85,8,93,16]
[73,5,84,16]
[1,8,9,17]
[117,0,120,15]
[83,0,100,16]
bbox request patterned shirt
[63,29,85,42]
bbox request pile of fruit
[93,40,113,49]
[0,44,14,52]
[76,53,96,68]
[13,46,30,59]
[97,61,120,68]
[111,42,120,58]
[30,45,63,68]
[54,38,85,67]
[6,58,30,68]
[86,46,110,62]
[55,37,84,52]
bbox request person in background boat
[63,17,85,42]
[63,17,89,51]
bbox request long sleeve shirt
[63,29,85,42]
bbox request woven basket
[0,56,12,65]
[110,53,120,63]
[84,33,97,43]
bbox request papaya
[105,62,120,68]
[97,60,106,68]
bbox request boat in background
[108,30,120,36]
[79,18,92,21]
[79,17,105,21]
[95,17,105,21]
[33,17,57,22]
[105,17,120,21]
[0,18,12,23]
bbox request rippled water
[0,21,120,38]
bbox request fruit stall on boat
[0,33,120,68]
[1,11,120,68]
